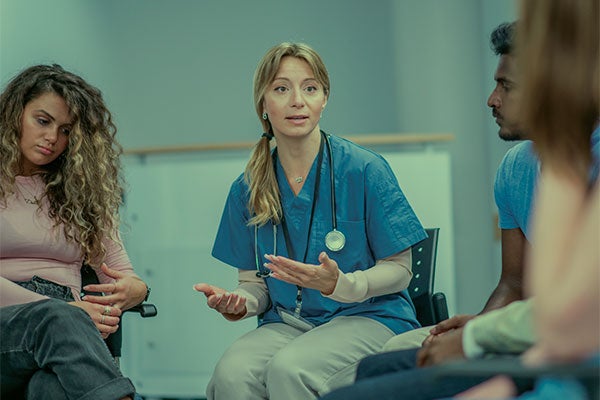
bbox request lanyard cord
[275,132,325,315]
[325,133,337,231]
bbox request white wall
[389,0,517,313]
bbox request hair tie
[261,132,274,141]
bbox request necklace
[18,181,41,205]
[294,176,303,183]
[23,196,39,205]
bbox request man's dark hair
[490,22,516,55]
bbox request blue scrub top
[212,134,427,334]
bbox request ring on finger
[101,315,106,324]
[103,306,111,315]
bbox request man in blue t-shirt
[380,20,531,355]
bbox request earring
[262,112,268,120]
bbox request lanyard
[275,131,325,316]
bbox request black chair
[408,228,449,326]
[80,264,157,361]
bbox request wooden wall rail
[123,133,454,156]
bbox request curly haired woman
[0,64,148,400]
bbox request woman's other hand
[82,263,147,311]
[193,283,247,321]
[69,300,122,339]
[264,251,339,295]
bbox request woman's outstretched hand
[194,283,247,321]
[264,251,339,295]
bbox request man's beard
[499,126,525,141]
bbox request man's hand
[422,314,476,346]
[417,327,466,367]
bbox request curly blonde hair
[245,42,330,226]
[0,64,125,265]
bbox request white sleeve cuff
[325,270,369,303]
[462,320,485,359]
[323,249,412,303]
[229,269,270,320]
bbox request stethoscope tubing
[324,132,338,231]
[255,130,340,278]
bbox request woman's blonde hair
[518,0,599,179]
[245,42,330,226]
[0,64,125,265]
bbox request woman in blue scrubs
[194,42,427,400]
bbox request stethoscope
[255,130,345,278]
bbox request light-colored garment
[0,175,134,307]
[325,249,412,303]
[206,316,394,400]
[462,299,535,358]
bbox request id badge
[277,307,315,332]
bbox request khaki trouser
[382,325,432,352]
[206,316,395,400]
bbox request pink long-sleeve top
[0,175,135,307]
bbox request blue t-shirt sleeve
[494,147,520,230]
[211,176,256,270]
[365,156,427,258]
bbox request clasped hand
[416,314,475,367]
[72,263,147,338]
[264,251,339,295]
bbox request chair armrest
[126,303,158,318]
[432,292,449,323]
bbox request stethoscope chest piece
[325,229,345,252]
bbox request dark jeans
[14,275,75,302]
[320,347,488,400]
[356,347,420,380]
[0,299,135,400]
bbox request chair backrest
[408,228,448,326]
